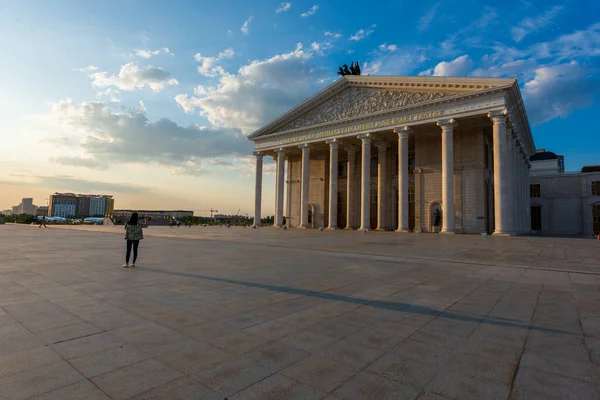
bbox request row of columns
[255,112,530,235]
[489,110,531,235]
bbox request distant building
[36,206,48,217]
[529,151,600,236]
[76,196,91,217]
[530,149,565,175]
[89,197,106,216]
[49,193,114,218]
[9,198,38,215]
[49,193,78,218]
[1,209,13,216]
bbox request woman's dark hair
[128,212,139,225]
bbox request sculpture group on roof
[337,61,361,77]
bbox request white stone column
[526,162,531,233]
[437,119,456,234]
[489,110,510,235]
[508,133,517,235]
[345,145,357,230]
[275,148,286,228]
[519,147,526,234]
[375,140,389,231]
[395,127,411,232]
[327,139,339,230]
[298,144,311,228]
[358,133,372,231]
[253,151,263,227]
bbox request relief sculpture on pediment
[281,88,449,131]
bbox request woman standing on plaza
[123,212,143,268]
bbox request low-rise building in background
[529,150,600,236]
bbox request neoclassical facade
[249,76,535,235]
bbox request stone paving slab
[1,224,600,399]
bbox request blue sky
[0,0,599,214]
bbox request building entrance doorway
[531,205,541,232]
[370,190,377,230]
[337,191,346,229]
[593,204,600,237]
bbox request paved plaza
[1,224,600,399]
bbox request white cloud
[96,88,121,103]
[349,25,376,41]
[471,58,537,78]
[75,65,98,72]
[276,2,291,13]
[378,43,398,52]
[241,16,253,34]
[419,55,473,76]
[523,62,600,125]
[511,6,563,43]
[137,100,147,113]
[418,2,441,32]
[439,7,497,55]
[45,99,252,175]
[532,22,600,61]
[300,5,318,18]
[175,43,328,134]
[362,60,382,75]
[311,41,332,56]
[88,63,179,92]
[49,157,109,170]
[133,47,174,59]
[194,48,235,77]
[324,31,342,38]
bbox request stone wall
[530,172,600,235]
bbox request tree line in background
[0,213,37,224]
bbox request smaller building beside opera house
[248,75,600,237]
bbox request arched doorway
[430,202,442,233]
[531,205,542,233]
[593,204,600,237]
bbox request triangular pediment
[249,75,515,139]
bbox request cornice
[249,76,515,140]
[253,84,512,144]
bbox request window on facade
[408,188,415,203]
[408,150,415,173]
[592,181,600,196]
[371,158,378,177]
[338,163,347,178]
[370,190,378,204]
[484,143,490,168]
[530,184,541,198]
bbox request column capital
[275,147,286,155]
[357,133,372,142]
[436,118,457,130]
[488,109,508,125]
[375,140,390,151]
[298,143,311,150]
[345,144,357,155]
[394,126,413,139]
[253,151,263,158]
[325,138,339,147]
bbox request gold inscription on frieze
[269,109,443,147]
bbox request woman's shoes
[122,263,129,268]
[131,263,136,268]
